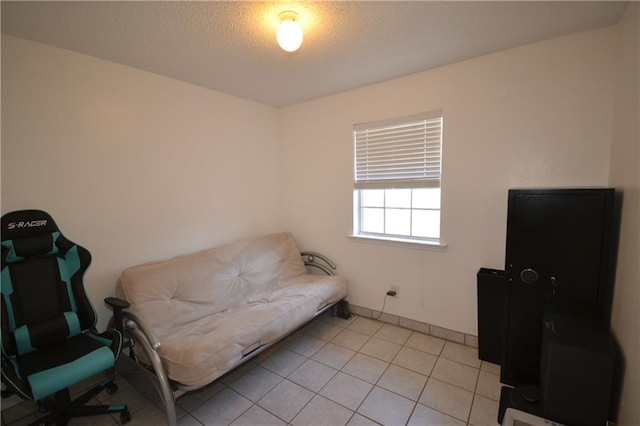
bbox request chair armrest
[105,297,130,334]
[105,296,130,310]
[301,251,337,276]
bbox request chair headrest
[2,210,59,241]
[2,210,62,259]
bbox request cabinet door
[501,189,614,385]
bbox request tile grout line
[4,314,497,426]
[466,358,483,426]
[197,315,487,425]
[308,316,386,425]
[332,317,451,425]
[360,316,480,425]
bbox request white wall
[1,19,627,345]
[608,3,640,424]
[279,26,618,335]
[3,14,635,421]
[1,35,284,329]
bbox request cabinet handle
[551,276,559,296]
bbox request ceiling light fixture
[276,11,303,52]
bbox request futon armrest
[121,311,161,350]
[105,305,174,426]
[104,297,160,350]
[301,251,337,276]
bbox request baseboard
[348,304,479,349]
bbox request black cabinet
[540,313,615,426]
[501,188,616,385]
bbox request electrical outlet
[389,285,399,297]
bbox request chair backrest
[1,210,95,358]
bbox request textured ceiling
[1,1,628,107]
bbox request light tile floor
[2,314,505,426]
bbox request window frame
[352,110,445,247]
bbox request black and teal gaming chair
[1,209,130,425]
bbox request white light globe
[276,19,303,52]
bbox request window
[353,111,443,243]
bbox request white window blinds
[354,111,443,189]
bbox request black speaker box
[541,313,615,426]
[477,268,505,364]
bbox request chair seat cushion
[16,330,121,401]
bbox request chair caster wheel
[120,409,131,424]
[106,382,118,395]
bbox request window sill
[348,234,448,251]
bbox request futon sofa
[107,232,348,425]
